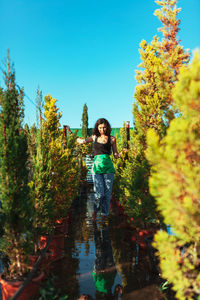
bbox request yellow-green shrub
[146,52,200,300]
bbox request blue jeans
[92,173,114,216]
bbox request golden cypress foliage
[29,93,81,236]
[146,52,200,300]
[135,0,190,140]
[113,0,189,226]
[134,38,168,139]
[43,94,80,220]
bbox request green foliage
[81,103,88,138]
[116,122,128,151]
[113,0,189,226]
[29,92,82,236]
[28,91,56,236]
[160,280,169,291]
[146,52,200,300]
[36,274,68,300]
[134,38,169,138]
[134,0,189,138]
[113,136,157,225]
[0,52,35,278]
[112,123,129,201]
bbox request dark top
[93,136,112,156]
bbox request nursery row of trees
[0,53,88,283]
[0,0,199,298]
[111,0,200,299]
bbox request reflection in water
[92,222,121,299]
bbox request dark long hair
[93,118,112,136]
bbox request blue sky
[0,0,200,129]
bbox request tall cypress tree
[81,103,88,138]
[0,52,34,277]
[134,0,189,143]
[113,0,189,225]
[29,93,81,235]
[29,93,56,236]
[43,94,80,218]
[153,0,190,121]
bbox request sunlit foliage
[146,53,200,300]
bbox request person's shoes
[92,212,97,221]
[101,215,109,225]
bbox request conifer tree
[112,123,129,202]
[43,94,80,218]
[43,94,62,140]
[117,122,128,151]
[29,92,56,235]
[154,0,190,120]
[114,0,189,225]
[146,52,200,300]
[81,103,88,138]
[0,53,34,277]
[134,0,189,141]
[134,39,167,140]
[29,93,81,234]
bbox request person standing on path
[76,118,119,221]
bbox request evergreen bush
[0,53,35,278]
[146,52,200,300]
[113,0,189,226]
[81,103,88,139]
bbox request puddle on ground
[49,187,164,300]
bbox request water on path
[49,187,164,300]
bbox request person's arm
[66,125,73,135]
[76,136,94,144]
[66,126,94,144]
[111,136,119,158]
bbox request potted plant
[42,94,81,223]
[28,92,81,262]
[0,53,44,299]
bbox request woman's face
[98,123,107,135]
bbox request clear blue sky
[0,0,199,129]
